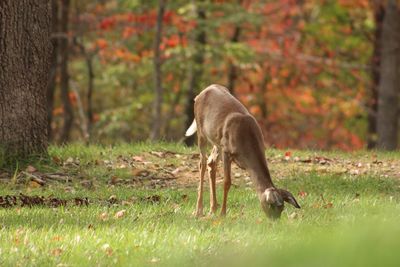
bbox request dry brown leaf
[288,212,298,220]
[26,165,37,173]
[298,191,308,198]
[99,212,108,221]
[52,236,62,242]
[150,151,165,157]
[29,180,41,188]
[52,156,61,164]
[132,156,144,162]
[171,167,180,175]
[51,248,63,256]
[110,176,118,185]
[132,169,150,177]
[114,209,126,219]
[101,244,113,256]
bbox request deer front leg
[207,146,219,214]
[221,152,232,216]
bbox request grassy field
[1,143,400,266]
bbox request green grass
[1,143,400,266]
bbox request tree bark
[367,1,385,149]
[47,0,59,142]
[227,26,241,96]
[377,0,400,150]
[86,54,94,137]
[59,0,73,143]
[150,0,166,141]
[0,0,52,158]
[184,3,207,146]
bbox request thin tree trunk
[73,5,96,141]
[184,3,207,146]
[47,0,59,142]
[377,0,400,150]
[367,2,385,149]
[0,0,51,158]
[59,0,73,143]
[227,26,241,95]
[150,0,166,141]
[86,55,94,137]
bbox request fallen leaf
[108,195,118,204]
[52,236,62,242]
[150,151,165,157]
[298,191,308,198]
[110,176,118,185]
[132,156,144,162]
[171,167,180,175]
[312,202,320,209]
[132,169,150,177]
[105,247,113,256]
[114,209,126,219]
[116,163,127,169]
[99,212,108,221]
[51,248,63,256]
[284,151,291,161]
[29,181,41,188]
[150,258,160,263]
[52,156,61,164]
[323,202,333,209]
[26,165,37,173]
[65,157,74,164]
[101,244,113,256]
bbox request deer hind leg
[221,152,232,216]
[207,145,220,214]
[194,136,207,217]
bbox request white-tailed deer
[185,84,300,219]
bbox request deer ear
[279,189,301,208]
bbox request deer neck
[245,152,275,195]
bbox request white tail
[191,84,300,219]
[185,120,197,136]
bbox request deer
[185,84,300,219]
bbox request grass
[0,143,400,266]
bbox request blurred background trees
[2,0,398,153]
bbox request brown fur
[188,84,300,219]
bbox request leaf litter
[0,150,399,210]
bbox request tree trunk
[86,54,94,137]
[150,0,166,141]
[59,0,73,143]
[377,0,400,150]
[47,0,59,142]
[0,0,51,158]
[227,26,241,96]
[367,1,385,149]
[184,3,207,146]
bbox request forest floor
[1,143,400,266]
